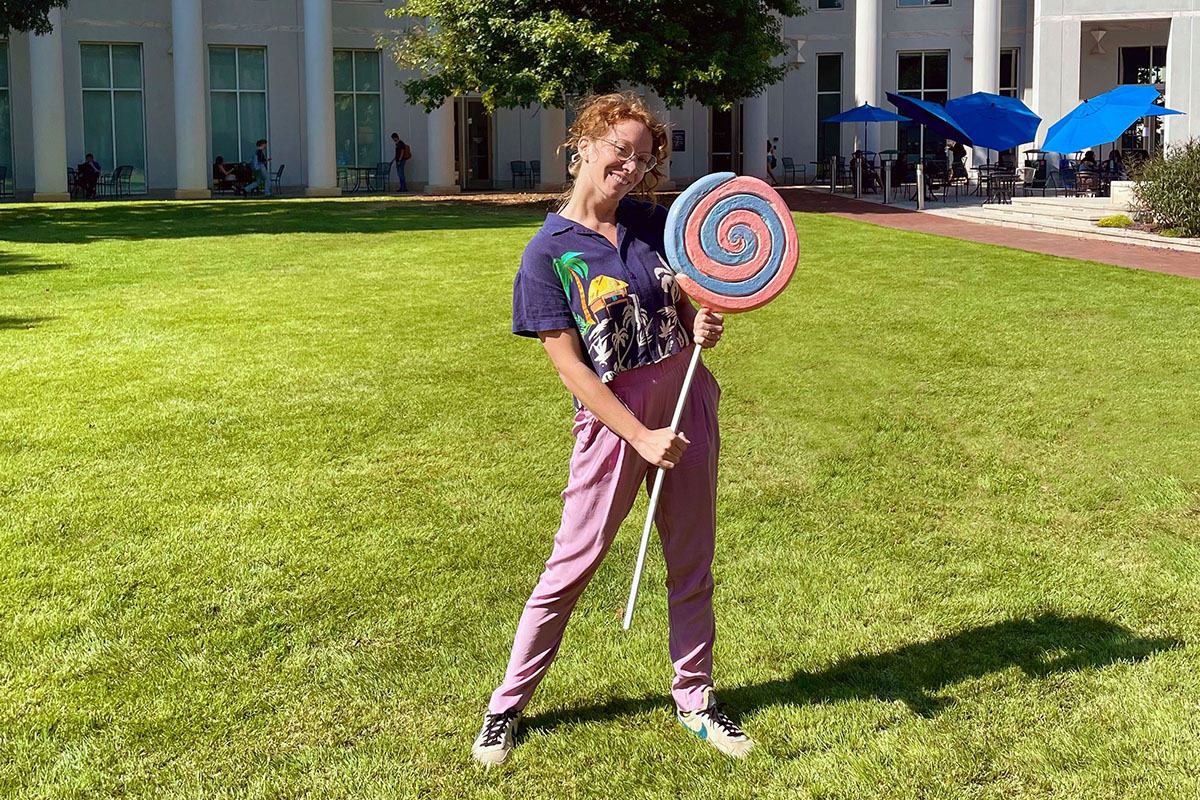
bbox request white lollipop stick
[622,343,704,631]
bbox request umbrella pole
[917,126,926,211]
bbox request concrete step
[945,206,1200,255]
[955,204,1109,225]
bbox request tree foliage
[1,1,70,34]
[384,0,806,111]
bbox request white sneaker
[677,688,754,759]
[471,709,520,766]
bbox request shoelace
[480,710,517,746]
[697,703,745,738]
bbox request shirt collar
[544,201,636,237]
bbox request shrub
[1130,138,1200,238]
[1097,214,1134,229]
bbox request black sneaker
[471,709,520,765]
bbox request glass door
[709,104,742,174]
[455,98,493,190]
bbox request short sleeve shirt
[512,197,690,384]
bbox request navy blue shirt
[512,198,689,383]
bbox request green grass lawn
[2,196,1199,799]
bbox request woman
[213,156,247,196]
[472,92,750,765]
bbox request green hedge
[1131,138,1200,238]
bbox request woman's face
[577,118,655,203]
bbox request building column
[535,104,566,193]
[1164,15,1198,145]
[424,100,459,194]
[172,0,210,198]
[29,8,70,202]
[742,92,769,180]
[1031,10,1081,156]
[971,0,1002,164]
[303,0,340,196]
[854,0,881,154]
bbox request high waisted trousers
[489,350,720,714]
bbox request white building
[0,0,1195,199]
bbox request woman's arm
[538,329,689,469]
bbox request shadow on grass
[1,251,68,277]
[0,198,548,244]
[0,316,54,330]
[523,613,1180,735]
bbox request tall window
[209,46,268,163]
[1000,49,1018,97]
[333,50,382,167]
[0,39,11,193]
[1119,46,1167,153]
[81,43,147,193]
[897,50,949,160]
[1120,45,1166,86]
[816,53,842,165]
[817,0,844,8]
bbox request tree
[384,0,806,112]
[1,1,70,35]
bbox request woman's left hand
[693,307,724,349]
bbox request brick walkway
[776,188,1200,281]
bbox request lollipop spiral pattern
[663,172,798,313]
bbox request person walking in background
[245,139,271,197]
[766,138,778,185]
[391,132,410,192]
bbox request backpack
[401,143,412,161]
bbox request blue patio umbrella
[822,103,911,124]
[1041,84,1184,154]
[944,92,1040,152]
[822,102,911,156]
[885,92,973,147]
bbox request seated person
[849,149,879,192]
[1103,150,1127,179]
[1079,150,1098,170]
[76,153,101,198]
[213,156,247,196]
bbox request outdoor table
[345,165,377,192]
[971,164,1005,197]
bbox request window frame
[999,48,1019,98]
[0,38,11,192]
[208,45,270,165]
[896,49,950,161]
[332,48,384,168]
[80,42,148,193]
[815,52,843,165]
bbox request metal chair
[271,164,285,195]
[510,160,532,190]
[530,160,541,186]
[373,162,390,192]
[780,157,805,185]
[1,165,14,198]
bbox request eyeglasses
[597,138,658,173]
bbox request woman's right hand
[633,427,690,469]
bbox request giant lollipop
[624,172,799,629]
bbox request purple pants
[489,350,720,714]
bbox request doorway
[709,104,743,174]
[454,98,493,190]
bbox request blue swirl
[664,173,785,297]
